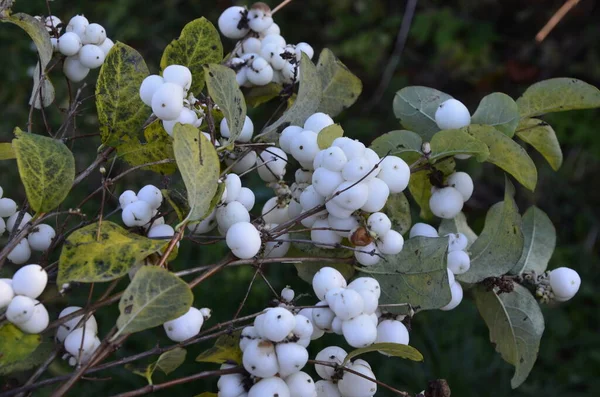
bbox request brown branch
[535,0,580,43]
[271,0,293,14]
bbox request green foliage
[516,118,563,171]
[0,142,15,160]
[369,130,423,159]
[0,336,53,376]
[118,120,177,175]
[471,93,520,137]
[173,124,220,223]
[516,78,600,118]
[316,48,363,117]
[58,221,168,285]
[260,53,322,141]
[204,63,246,145]
[408,157,455,219]
[96,42,150,147]
[196,332,243,365]
[393,86,452,140]
[0,324,41,372]
[438,212,478,248]
[160,17,223,94]
[127,348,187,385]
[116,266,193,337]
[317,123,344,149]
[343,343,424,365]
[511,206,556,275]
[29,61,54,109]
[429,128,490,162]
[474,283,544,389]
[458,179,523,284]
[12,127,75,213]
[360,236,451,311]
[382,193,412,235]
[244,83,283,108]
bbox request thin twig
[535,0,580,43]
[271,0,293,15]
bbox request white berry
[435,98,471,130]
[139,75,164,107]
[430,187,464,219]
[549,267,581,301]
[27,224,56,251]
[226,222,261,259]
[163,307,204,342]
[12,264,48,299]
[315,346,347,380]
[151,82,184,121]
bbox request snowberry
[296,42,314,61]
[315,346,347,380]
[122,200,153,227]
[435,98,471,130]
[286,371,316,397]
[239,37,262,55]
[549,267,581,301]
[337,362,377,397]
[361,178,389,212]
[66,15,89,38]
[82,23,106,45]
[291,130,320,163]
[354,242,381,267]
[151,82,184,121]
[147,224,175,239]
[320,146,348,172]
[292,314,313,340]
[312,267,347,300]
[258,148,288,182]
[447,250,471,275]
[217,201,250,232]
[363,148,380,168]
[187,210,217,235]
[226,150,258,174]
[79,44,105,69]
[261,307,296,342]
[6,295,36,324]
[342,314,378,348]
[280,125,303,153]
[341,157,371,182]
[249,376,290,397]
[220,115,254,142]
[332,137,365,160]
[376,319,409,346]
[139,75,164,107]
[299,186,325,212]
[328,214,359,238]
[348,277,381,299]
[7,239,31,264]
[57,32,82,56]
[315,380,342,397]
[323,200,352,220]
[221,174,241,204]
[311,219,343,248]
[243,339,280,378]
[304,113,334,134]
[409,222,438,238]
[56,306,98,343]
[44,15,62,33]
[236,187,256,211]
[295,169,313,184]
[240,326,260,352]
[312,301,336,331]
[12,264,48,299]
[446,172,474,202]
[276,342,309,377]
[226,222,261,259]
[17,301,49,334]
[119,190,138,208]
[0,279,14,309]
[332,181,369,211]
[247,57,274,85]
[163,307,204,342]
[6,211,32,232]
[261,43,286,70]
[218,372,246,397]
[367,213,391,237]
[312,168,344,197]
[262,34,286,48]
[377,230,404,255]
[137,185,162,209]
[298,309,325,341]
[63,56,90,82]
[326,288,364,321]
[248,7,273,33]
[261,204,290,229]
[98,37,114,55]
[447,268,456,286]
[430,187,464,219]
[261,22,280,37]
[447,232,468,252]
[27,224,56,251]
[440,281,463,311]
[163,64,192,93]
[218,6,250,39]
[377,156,410,193]
[64,327,98,359]
[0,197,17,217]
[331,316,343,335]
[281,287,295,302]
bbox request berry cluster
[163,307,211,342]
[48,15,114,82]
[429,171,474,220]
[139,65,204,135]
[315,346,377,397]
[0,265,49,334]
[0,186,57,264]
[218,3,314,87]
[56,306,101,366]
[119,184,164,229]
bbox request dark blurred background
[1,0,599,396]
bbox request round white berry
[312,167,344,197]
[549,267,581,301]
[139,75,164,107]
[409,222,438,238]
[332,137,365,160]
[447,232,468,252]
[243,339,280,378]
[279,125,303,153]
[257,147,288,182]
[430,187,464,219]
[236,187,256,212]
[217,201,251,233]
[248,8,273,33]
[163,64,192,93]
[6,295,36,324]
[377,230,404,256]
[337,362,377,397]
[367,213,391,237]
[321,146,348,172]
[147,224,175,240]
[315,380,342,397]
[285,371,316,397]
[447,268,456,286]
[82,23,106,45]
[342,314,378,348]
[7,239,31,265]
[290,130,320,163]
[163,307,204,342]
[218,372,246,397]
[17,301,49,334]
[27,224,56,251]
[332,181,369,211]
[162,107,199,135]
[435,98,471,130]
[342,157,372,182]
[218,6,250,39]
[311,218,343,248]
[6,211,32,232]
[440,281,463,311]
[151,82,184,121]
[261,198,289,225]
[55,306,98,343]
[295,169,313,184]
[281,287,295,302]
[0,279,14,309]
[262,34,286,48]
[187,210,217,235]
[312,267,347,300]
[226,222,261,259]
[295,42,314,61]
[376,319,409,346]
[12,264,48,299]
[57,32,82,56]
[348,277,381,299]
[315,346,347,380]
[247,57,274,85]
[377,156,410,193]
[354,242,381,267]
[326,288,364,321]
[446,172,474,202]
[261,307,296,342]
[299,186,325,212]
[122,200,153,227]
[63,56,90,82]
[220,115,254,142]
[240,326,260,352]
[261,43,286,70]
[363,148,380,168]
[276,342,309,377]
[64,327,98,359]
[361,178,389,213]
[249,376,290,397]
[137,185,162,209]
[239,37,262,55]
[0,198,17,217]
[98,37,114,55]
[304,113,334,134]
[261,22,280,37]
[447,250,471,275]
[292,314,313,340]
[78,44,105,69]
[66,15,89,38]
[222,174,242,204]
[119,190,138,208]
[312,301,336,331]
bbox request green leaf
[260,53,322,141]
[125,363,154,385]
[2,13,53,70]
[342,343,424,366]
[12,128,75,213]
[393,86,452,140]
[204,64,247,145]
[516,118,563,171]
[438,212,478,248]
[29,61,55,109]
[474,283,545,389]
[458,178,524,284]
[116,266,193,337]
[317,124,344,149]
[382,193,412,235]
[408,157,455,220]
[196,332,243,365]
[429,128,490,162]
[516,78,600,118]
[96,42,150,147]
[471,93,520,137]
[369,130,423,159]
[155,347,187,375]
[316,48,363,117]
[244,83,282,107]
[0,336,53,376]
[118,121,176,175]
[57,221,168,285]
[464,124,537,191]
[0,142,15,160]
[160,17,223,94]
[173,124,221,222]
[359,237,451,311]
[0,324,42,371]
[511,206,556,275]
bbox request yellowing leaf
[429,128,490,162]
[516,118,563,171]
[393,86,452,140]
[0,142,15,160]
[383,193,411,235]
[173,124,221,222]
[118,120,176,175]
[155,347,187,375]
[316,48,363,117]
[244,83,282,107]
[317,124,344,149]
[0,324,41,370]
[343,343,424,365]
[161,18,223,94]
[116,266,193,337]
[408,157,455,220]
[58,221,168,285]
[12,128,75,213]
[196,332,242,365]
